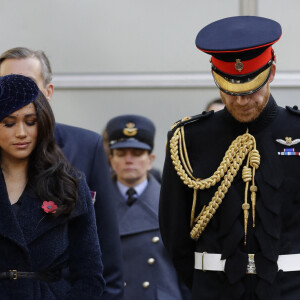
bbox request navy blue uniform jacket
[159,96,300,300]
[114,174,188,300]
[0,171,105,299]
[55,123,124,300]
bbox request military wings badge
[276,137,300,156]
[276,137,300,146]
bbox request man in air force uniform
[107,115,190,300]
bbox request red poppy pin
[41,201,58,214]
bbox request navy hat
[0,74,39,121]
[106,115,155,151]
[196,16,282,95]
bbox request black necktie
[126,188,137,206]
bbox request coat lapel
[118,199,158,236]
[115,176,160,236]
[0,168,86,249]
[17,187,80,245]
[0,173,28,251]
[16,188,56,245]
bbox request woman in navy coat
[0,74,105,299]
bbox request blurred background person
[0,47,124,300]
[106,114,190,300]
[205,98,225,112]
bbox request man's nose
[125,153,134,162]
[236,95,249,106]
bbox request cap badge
[276,137,300,156]
[235,59,244,72]
[123,122,138,137]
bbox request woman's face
[0,103,38,163]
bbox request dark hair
[0,47,52,87]
[28,92,79,216]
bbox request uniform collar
[222,94,278,134]
[117,179,148,201]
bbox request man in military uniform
[0,47,124,300]
[106,114,190,300]
[159,16,300,299]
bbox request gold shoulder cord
[170,126,260,245]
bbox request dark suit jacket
[55,123,124,300]
[0,172,105,299]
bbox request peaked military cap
[0,74,39,121]
[196,16,282,95]
[106,114,155,151]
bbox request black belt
[0,269,62,281]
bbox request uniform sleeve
[159,131,196,288]
[89,135,124,300]
[65,176,106,299]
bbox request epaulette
[171,110,214,131]
[286,105,300,116]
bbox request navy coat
[0,171,105,299]
[55,123,124,300]
[113,174,187,300]
[159,96,300,300]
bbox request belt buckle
[246,254,256,274]
[9,270,18,280]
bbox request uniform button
[147,258,155,265]
[124,281,127,287]
[142,281,150,288]
[152,236,160,243]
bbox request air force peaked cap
[196,16,282,95]
[106,114,155,151]
[0,74,39,121]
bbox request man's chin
[123,177,139,185]
[231,111,259,123]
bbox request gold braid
[170,126,260,243]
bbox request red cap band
[211,46,274,76]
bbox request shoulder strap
[286,105,300,116]
[171,111,214,131]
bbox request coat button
[124,281,127,287]
[152,236,160,243]
[142,281,150,288]
[147,258,155,265]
